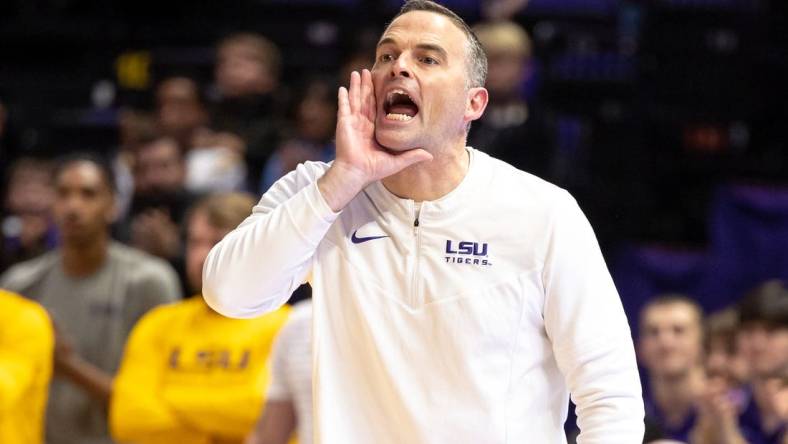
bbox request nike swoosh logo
[351,230,389,244]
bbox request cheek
[770,332,788,356]
[424,89,465,124]
[639,341,658,363]
[52,202,65,218]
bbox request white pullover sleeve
[542,191,644,443]
[202,162,338,318]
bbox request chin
[375,129,418,152]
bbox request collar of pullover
[365,147,484,220]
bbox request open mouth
[383,89,419,122]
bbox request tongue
[389,104,418,117]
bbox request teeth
[386,113,413,121]
[386,89,412,103]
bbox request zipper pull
[413,216,419,235]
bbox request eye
[378,53,394,63]
[420,56,438,65]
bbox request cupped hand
[318,69,432,212]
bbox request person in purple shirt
[735,281,787,444]
[638,295,706,442]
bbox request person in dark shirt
[735,281,787,444]
[211,33,286,187]
[1,158,57,274]
[468,20,553,179]
[638,294,706,442]
[124,136,199,295]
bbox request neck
[650,367,705,425]
[382,141,469,202]
[61,234,109,277]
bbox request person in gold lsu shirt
[110,192,290,444]
[0,288,54,444]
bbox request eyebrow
[376,38,448,61]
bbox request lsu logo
[445,240,491,266]
[168,347,251,372]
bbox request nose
[390,53,412,78]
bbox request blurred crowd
[0,4,786,444]
[637,284,787,444]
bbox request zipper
[411,203,422,307]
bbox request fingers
[349,70,361,114]
[390,148,434,172]
[360,69,375,121]
[337,86,350,118]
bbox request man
[0,289,53,444]
[156,76,247,193]
[637,295,708,441]
[211,32,285,186]
[126,136,197,293]
[111,192,290,444]
[155,76,209,150]
[704,307,749,387]
[0,154,181,444]
[245,300,313,444]
[203,1,643,442]
[734,280,788,443]
[469,20,553,179]
[1,157,57,273]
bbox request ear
[464,87,489,124]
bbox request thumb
[390,148,433,171]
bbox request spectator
[480,0,530,21]
[211,33,286,186]
[114,109,157,222]
[154,76,248,193]
[111,192,290,444]
[705,307,749,388]
[735,280,788,443]
[155,76,209,150]
[687,306,754,443]
[246,300,313,444]
[1,157,57,273]
[0,153,181,444]
[126,136,196,280]
[638,294,706,442]
[469,20,553,179]
[0,289,53,444]
[260,78,337,191]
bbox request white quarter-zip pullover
[203,148,644,443]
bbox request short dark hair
[53,152,116,193]
[391,0,487,88]
[704,307,739,354]
[738,280,788,328]
[639,293,704,336]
